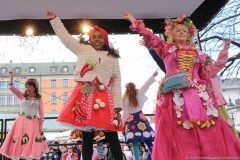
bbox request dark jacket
[145,45,166,73]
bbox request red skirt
[57,81,123,132]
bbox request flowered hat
[164,14,197,38]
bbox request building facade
[222,78,240,130]
[0,62,76,114]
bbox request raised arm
[137,71,157,110]
[139,39,166,73]
[121,12,167,59]
[9,72,24,100]
[46,10,82,55]
[207,38,231,77]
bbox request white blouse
[121,76,156,125]
[50,17,122,109]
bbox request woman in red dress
[46,10,123,160]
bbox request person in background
[51,141,62,160]
[62,145,78,160]
[61,140,81,160]
[139,37,166,74]
[204,45,240,140]
[122,71,158,160]
[103,144,109,159]
[59,142,67,154]
[0,71,48,159]
[46,10,123,160]
[41,142,55,160]
[123,146,133,160]
[139,37,166,130]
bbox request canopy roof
[0,0,228,35]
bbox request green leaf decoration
[79,83,94,98]
[72,105,79,112]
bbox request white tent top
[0,0,228,35]
[1,0,202,20]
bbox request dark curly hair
[79,35,120,58]
[24,79,41,99]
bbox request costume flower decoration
[203,99,214,108]
[164,13,197,38]
[196,84,206,92]
[126,115,134,122]
[183,121,191,129]
[206,107,218,117]
[189,79,198,88]
[168,46,177,53]
[130,125,136,130]
[139,112,147,120]
[137,122,147,131]
[174,105,183,118]
[70,129,81,140]
[173,79,218,129]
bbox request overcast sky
[0,34,165,113]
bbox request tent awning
[0,0,228,35]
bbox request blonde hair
[122,82,139,107]
[167,24,195,46]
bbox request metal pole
[0,119,3,146]
[196,30,202,50]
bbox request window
[51,67,57,73]
[14,81,20,89]
[1,68,7,75]
[51,110,58,114]
[14,96,19,105]
[7,81,10,88]
[29,67,35,73]
[51,93,57,104]
[7,95,12,105]
[0,95,5,105]
[15,67,21,74]
[51,80,56,88]
[0,81,5,89]
[62,66,68,72]
[63,92,68,104]
[63,79,68,87]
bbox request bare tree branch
[220,53,240,76]
[200,36,240,48]
[200,13,240,38]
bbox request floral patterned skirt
[57,81,123,132]
[124,111,154,143]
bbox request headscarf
[89,26,108,46]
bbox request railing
[0,114,155,159]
